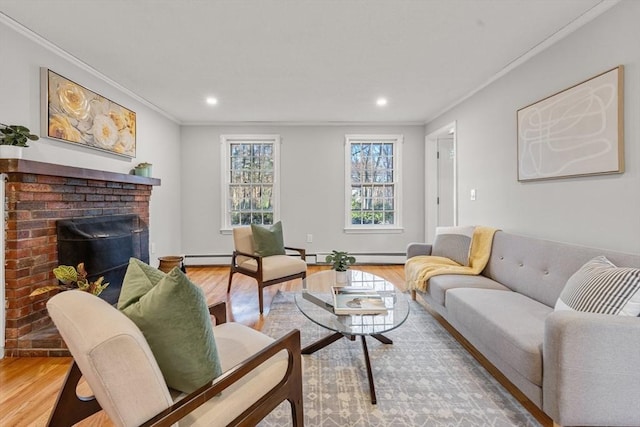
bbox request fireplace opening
[56,214,150,304]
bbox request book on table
[332,286,388,315]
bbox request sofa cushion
[251,221,286,257]
[427,274,510,308]
[446,288,552,386]
[118,259,222,393]
[432,226,475,266]
[555,256,640,316]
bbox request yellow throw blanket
[405,226,499,292]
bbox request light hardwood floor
[0,265,550,426]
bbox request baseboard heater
[184,252,406,266]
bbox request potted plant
[29,262,109,297]
[325,250,356,284]
[0,123,40,158]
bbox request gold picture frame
[517,66,624,181]
[41,68,136,158]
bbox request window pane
[347,136,400,228]
[225,139,277,228]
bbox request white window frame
[344,134,403,234]
[220,134,281,233]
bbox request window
[345,134,403,233]
[220,134,280,231]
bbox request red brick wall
[3,170,154,356]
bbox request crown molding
[0,12,180,124]
[424,0,621,125]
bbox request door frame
[425,121,457,243]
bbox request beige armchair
[46,290,303,427]
[228,226,307,314]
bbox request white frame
[425,122,458,243]
[219,134,281,233]
[344,134,403,234]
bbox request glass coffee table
[294,269,410,404]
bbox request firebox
[56,215,149,304]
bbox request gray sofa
[407,231,640,427]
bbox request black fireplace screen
[56,215,149,304]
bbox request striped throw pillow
[555,256,640,316]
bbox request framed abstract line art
[517,65,623,182]
[41,68,136,158]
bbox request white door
[437,136,455,227]
[425,122,457,243]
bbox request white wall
[426,0,640,254]
[0,18,183,263]
[180,125,425,259]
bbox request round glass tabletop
[294,269,410,336]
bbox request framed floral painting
[41,68,136,158]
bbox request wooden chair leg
[47,361,102,427]
[258,282,264,314]
[227,270,234,293]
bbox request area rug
[258,291,541,427]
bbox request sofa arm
[406,243,432,259]
[543,310,640,426]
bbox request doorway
[425,122,457,242]
[436,135,455,227]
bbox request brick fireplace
[0,159,160,357]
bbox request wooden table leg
[302,332,344,354]
[361,336,377,404]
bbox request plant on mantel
[29,263,109,297]
[0,123,39,146]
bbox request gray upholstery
[407,230,640,426]
[427,274,509,307]
[446,289,552,386]
[483,232,640,308]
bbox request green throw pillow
[118,259,222,393]
[117,257,166,310]
[251,221,286,256]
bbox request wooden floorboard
[0,264,550,426]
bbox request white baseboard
[184,253,405,266]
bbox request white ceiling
[0,0,616,124]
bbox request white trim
[219,134,281,231]
[425,122,457,243]
[343,227,404,234]
[183,120,424,127]
[424,0,620,124]
[0,13,179,124]
[344,134,403,232]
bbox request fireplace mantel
[0,159,161,186]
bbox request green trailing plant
[325,250,356,272]
[0,123,40,147]
[30,263,109,297]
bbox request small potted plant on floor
[325,250,356,284]
[0,123,39,158]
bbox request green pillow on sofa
[117,258,222,393]
[251,221,286,256]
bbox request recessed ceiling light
[206,97,218,106]
[376,97,388,107]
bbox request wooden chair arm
[208,301,227,325]
[141,329,302,426]
[284,247,306,260]
[233,249,260,259]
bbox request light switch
[470,189,476,201]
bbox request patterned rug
[258,291,541,427]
